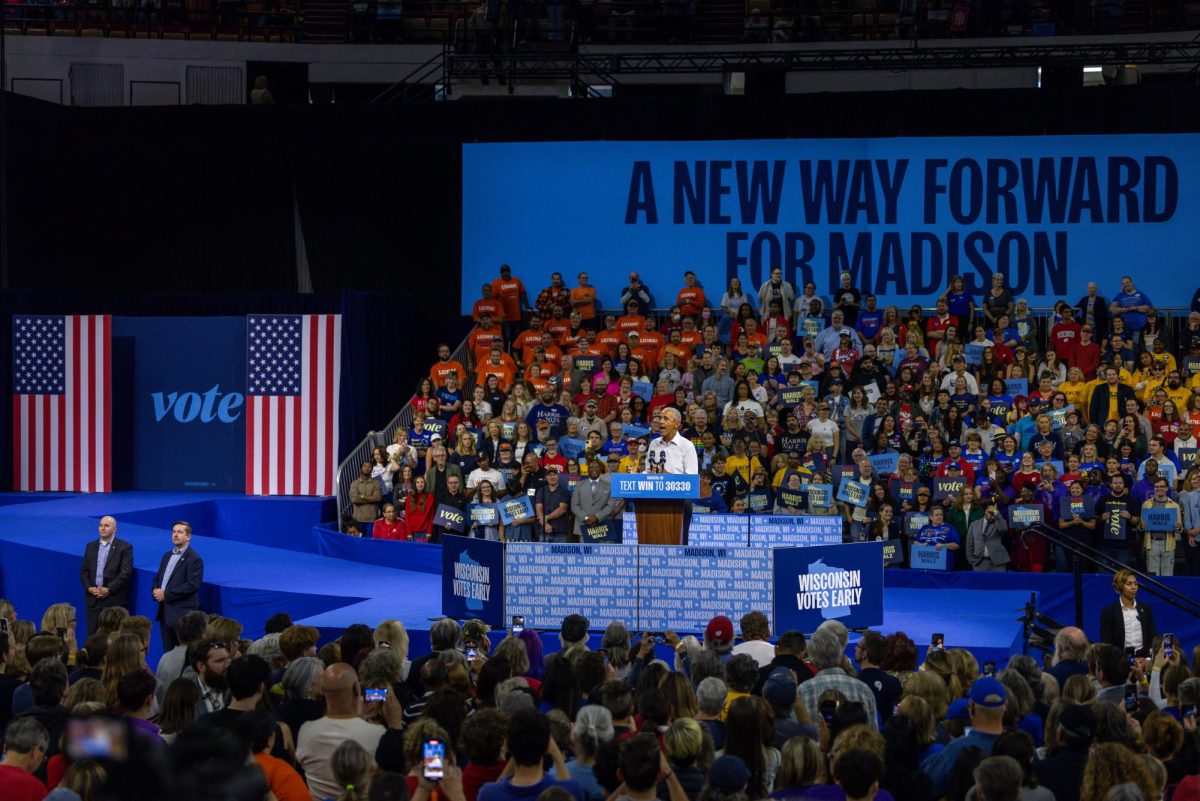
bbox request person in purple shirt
[915,507,960,549]
[118,671,166,746]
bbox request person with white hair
[797,628,878,729]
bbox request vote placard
[806,483,834,509]
[1101,499,1129,542]
[1058,495,1095,520]
[470,504,499,525]
[434,504,467,533]
[1004,378,1028,398]
[1008,504,1044,527]
[933,476,967,500]
[869,452,900,475]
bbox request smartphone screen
[0,618,8,634]
[466,647,478,661]
[983,661,996,677]
[364,687,388,703]
[512,615,524,634]
[931,634,944,650]
[1126,647,1137,666]
[66,718,129,761]
[1184,704,1197,719]
[423,738,446,781]
[819,700,837,725]
[1124,684,1138,712]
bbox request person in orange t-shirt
[537,332,564,373]
[638,317,666,364]
[242,711,312,801]
[596,315,624,357]
[471,283,504,324]
[544,305,572,344]
[570,271,599,326]
[430,343,467,388]
[514,316,548,366]
[678,318,704,355]
[676,271,707,318]
[617,300,647,336]
[740,318,769,351]
[629,332,660,373]
[469,314,505,365]
[490,264,531,325]
[476,348,516,392]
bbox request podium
[611,473,700,546]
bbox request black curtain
[5,85,1200,489]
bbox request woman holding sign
[1057,480,1098,573]
[469,480,503,542]
[915,506,960,569]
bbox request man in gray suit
[571,458,623,541]
[967,501,1010,571]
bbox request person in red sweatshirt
[1071,324,1102,380]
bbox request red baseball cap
[705,615,734,645]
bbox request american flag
[245,314,341,496]
[12,315,111,492]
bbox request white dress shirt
[649,431,699,476]
[1122,602,1143,651]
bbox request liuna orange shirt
[570,286,597,320]
[490,277,526,322]
[430,359,466,388]
[254,752,311,801]
[677,287,706,317]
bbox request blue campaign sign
[506,542,638,630]
[622,424,651,439]
[910,544,951,570]
[462,136,1200,313]
[621,510,748,546]
[806,483,834,509]
[750,514,844,548]
[612,473,701,499]
[1004,378,1029,398]
[1008,504,1045,527]
[115,317,247,491]
[631,381,653,401]
[773,541,885,633]
[964,343,986,366]
[868,452,900,476]
[837,477,870,508]
[497,496,535,525]
[1144,506,1179,532]
[640,545,774,632]
[582,518,623,543]
[441,535,505,627]
[435,504,468,533]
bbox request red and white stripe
[12,315,111,492]
[245,314,341,496]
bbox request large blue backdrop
[462,134,1199,311]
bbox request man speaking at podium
[648,407,699,544]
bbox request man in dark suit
[79,515,134,636]
[570,458,622,540]
[1099,568,1156,656]
[1088,365,1137,427]
[152,520,204,650]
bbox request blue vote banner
[869,452,900,475]
[1178,448,1199,471]
[441,535,505,626]
[497,496,535,525]
[640,545,773,632]
[1102,499,1129,542]
[910,544,951,570]
[462,136,1199,314]
[434,504,468,533]
[751,514,844,548]
[964,343,986,366]
[506,542,638,630]
[612,473,701,499]
[933,476,968,500]
[1144,506,1179,532]
[837,477,870,508]
[773,541,885,633]
[116,317,247,491]
[1004,378,1029,398]
[558,437,586,459]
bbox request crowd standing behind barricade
[353,264,1200,578]
[6,596,1200,801]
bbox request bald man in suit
[80,515,134,636]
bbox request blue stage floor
[9,492,1196,669]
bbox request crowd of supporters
[5,598,1200,801]
[348,264,1200,576]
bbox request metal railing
[0,2,296,39]
[335,330,474,519]
[1029,522,1200,629]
